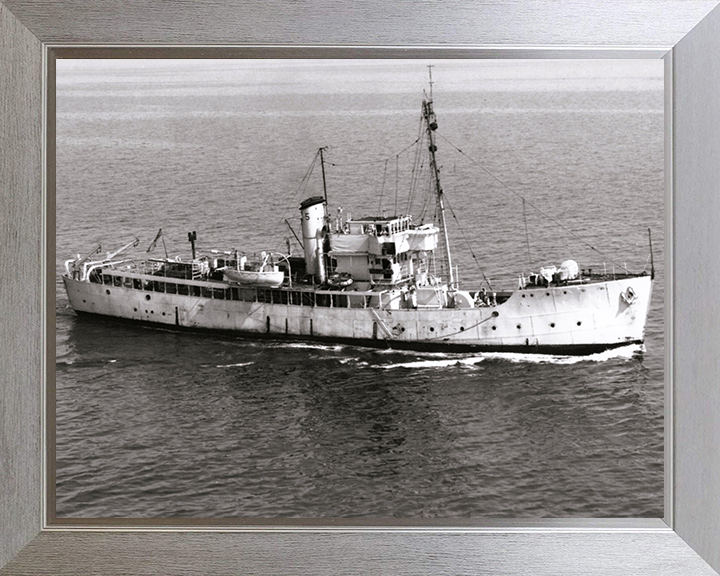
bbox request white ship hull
[62,273,652,355]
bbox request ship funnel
[299,196,326,279]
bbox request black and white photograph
[55,58,664,518]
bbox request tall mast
[422,68,455,289]
[319,147,329,204]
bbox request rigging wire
[394,154,399,216]
[406,114,428,215]
[523,198,532,267]
[326,137,420,167]
[417,171,434,224]
[442,191,494,291]
[640,252,653,275]
[271,150,320,251]
[434,130,630,273]
[377,159,389,213]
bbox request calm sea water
[55,60,664,518]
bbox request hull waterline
[62,272,652,355]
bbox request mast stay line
[434,130,632,273]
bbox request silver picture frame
[2,1,720,574]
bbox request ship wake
[379,343,644,369]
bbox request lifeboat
[222,268,284,288]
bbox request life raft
[327,272,354,288]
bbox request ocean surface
[55,60,665,518]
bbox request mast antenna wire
[285,219,304,250]
[442,191,494,291]
[406,116,427,215]
[523,198,532,267]
[377,158,389,213]
[271,149,320,250]
[394,154,400,215]
[326,137,420,167]
[428,64,434,100]
[435,131,630,273]
[319,146,329,204]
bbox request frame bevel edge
[3,529,719,576]
[0,0,44,569]
[668,2,720,572]
[663,49,674,532]
[2,1,720,574]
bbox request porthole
[492,311,499,317]
[546,292,550,296]
[492,326,497,330]
[151,311,154,314]
[162,312,166,316]
[459,327,464,332]
[145,294,151,301]
[82,299,86,303]
[550,322,556,328]
[577,321,582,326]
[401,327,405,332]
[133,307,137,312]
[429,327,434,332]
[516,324,522,329]
[106,289,111,295]
[564,290,568,294]
[522,294,526,298]
[530,294,534,297]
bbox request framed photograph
[2,2,720,575]
[51,56,667,522]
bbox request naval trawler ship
[62,77,653,355]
